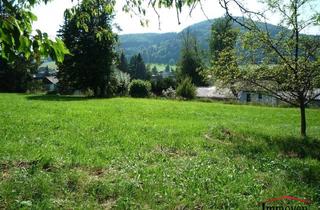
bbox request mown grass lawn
[0,94,319,209]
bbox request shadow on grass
[26,95,91,102]
[267,136,320,160]
[206,127,320,187]
[206,126,320,160]
[239,132,320,161]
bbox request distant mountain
[118,18,284,64]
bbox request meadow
[147,63,176,72]
[0,94,319,209]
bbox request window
[258,93,262,100]
[246,93,251,102]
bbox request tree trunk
[300,102,307,138]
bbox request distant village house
[196,87,320,107]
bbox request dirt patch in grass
[101,198,117,210]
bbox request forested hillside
[118,18,284,64]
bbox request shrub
[26,80,44,94]
[151,77,177,96]
[162,87,176,99]
[129,80,151,98]
[176,77,196,99]
[115,70,131,96]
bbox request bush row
[128,77,196,100]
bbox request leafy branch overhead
[0,0,69,63]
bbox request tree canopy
[177,31,207,86]
[57,0,118,97]
[210,15,239,96]
[129,53,149,80]
[0,0,69,63]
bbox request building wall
[239,91,278,106]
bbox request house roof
[44,76,59,84]
[196,87,235,99]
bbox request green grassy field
[147,63,176,72]
[0,94,319,209]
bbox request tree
[58,0,118,97]
[0,56,38,92]
[216,0,320,137]
[176,77,196,99]
[129,53,149,80]
[210,16,239,96]
[165,64,170,72]
[118,51,129,73]
[178,31,207,86]
[0,0,69,63]
[151,66,158,75]
[210,16,238,63]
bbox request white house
[196,87,320,107]
[238,91,279,105]
[196,87,235,100]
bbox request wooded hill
[118,18,286,64]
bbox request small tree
[129,53,149,80]
[178,31,207,86]
[165,65,170,72]
[176,77,196,99]
[151,66,158,76]
[118,51,129,73]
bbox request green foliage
[177,32,208,86]
[0,0,69,63]
[117,51,129,73]
[210,16,239,95]
[129,53,150,80]
[128,79,151,98]
[210,16,238,63]
[114,68,131,96]
[165,64,170,72]
[26,80,44,94]
[0,94,320,209]
[0,56,38,92]
[57,0,118,97]
[151,77,177,96]
[151,66,158,75]
[118,19,286,64]
[176,77,196,99]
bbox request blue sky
[32,0,319,38]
